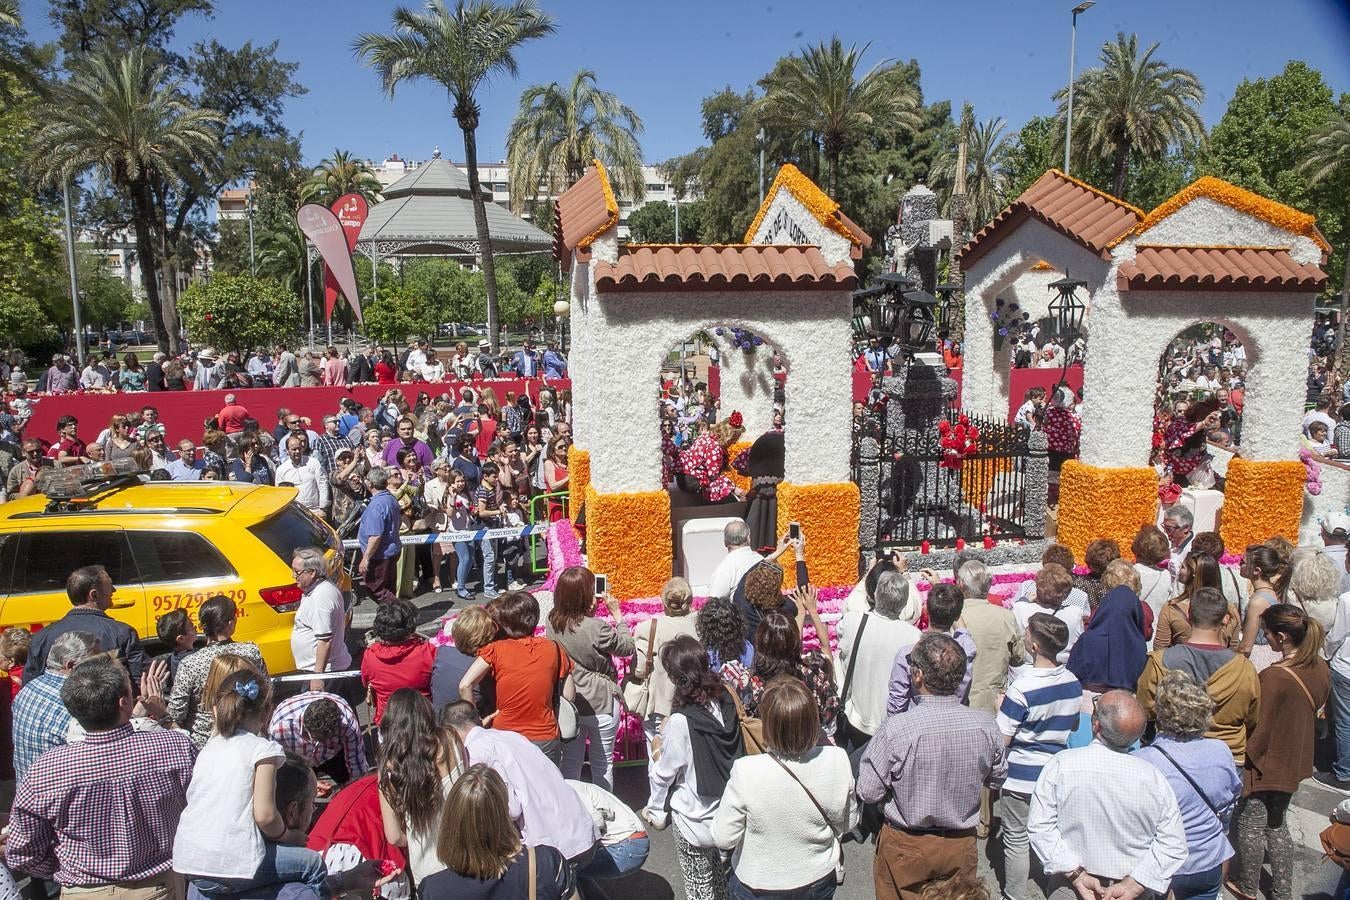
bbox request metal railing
[527,490,569,574]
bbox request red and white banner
[323,193,368,326]
[298,203,363,324]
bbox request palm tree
[256,225,307,297]
[758,37,919,196]
[1057,32,1204,197]
[300,149,383,206]
[504,69,644,214]
[1300,111,1350,187]
[354,0,556,354]
[30,48,222,353]
[930,111,1012,230]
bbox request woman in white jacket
[713,677,858,899]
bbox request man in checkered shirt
[6,657,195,900]
[268,691,370,784]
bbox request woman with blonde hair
[419,765,577,900]
[631,577,700,745]
[102,414,137,461]
[1228,604,1330,900]
[1287,547,1341,635]
[544,566,634,792]
[1154,553,1237,650]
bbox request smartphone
[595,573,609,595]
[789,522,801,541]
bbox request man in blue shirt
[541,340,567,378]
[356,468,402,604]
[510,340,539,377]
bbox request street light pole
[62,180,85,363]
[1064,1,1095,176]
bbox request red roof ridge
[594,244,857,293]
[1117,245,1327,293]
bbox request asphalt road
[352,588,1350,899]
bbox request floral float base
[777,481,860,589]
[584,485,672,600]
[1220,458,1306,552]
[1056,461,1158,558]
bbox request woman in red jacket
[374,350,398,385]
[360,600,436,724]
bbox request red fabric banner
[323,194,369,326]
[298,204,362,324]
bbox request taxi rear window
[248,503,331,564]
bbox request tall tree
[29,48,222,352]
[758,37,920,195]
[505,69,644,212]
[354,0,556,355]
[930,107,1011,231]
[299,149,383,206]
[1057,32,1204,197]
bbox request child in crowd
[360,600,436,725]
[1014,386,1046,431]
[173,668,330,898]
[155,609,197,693]
[0,626,30,700]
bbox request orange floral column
[584,485,672,600]
[776,482,860,589]
[1057,461,1158,559]
[1220,458,1305,552]
[567,447,590,523]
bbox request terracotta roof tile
[1117,246,1327,292]
[959,169,1143,269]
[554,162,619,265]
[593,245,857,293]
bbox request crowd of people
[20,336,567,396]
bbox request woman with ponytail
[1227,604,1330,900]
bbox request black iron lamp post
[935,281,960,336]
[1047,271,1088,386]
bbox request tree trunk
[458,106,501,356]
[130,179,170,353]
[1110,142,1131,198]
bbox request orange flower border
[1220,458,1306,552]
[742,163,860,245]
[567,446,590,523]
[1057,461,1158,559]
[776,482,860,590]
[1129,176,1330,251]
[585,486,672,600]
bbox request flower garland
[990,297,1030,347]
[1057,461,1159,558]
[777,482,860,589]
[741,163,861,245]
[1299,448,1323,496]
[566,447,590,523]
[585,486,672,599]
[1220,458,1307,552]
[938,415,980,470]
[1133,176,1330,252]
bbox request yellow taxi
[0,477,350,673]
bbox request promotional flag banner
[323,193,369,325]
[298,203,363,324]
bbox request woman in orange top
[458,591,576,765]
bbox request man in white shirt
[706,520,764,600]
[836,570,921,750]
[78,357,107,390]
[1320,545,1350,792]
[276,436,330,517]
[1027,691,1187,899]
[1322,512,1350,595]
[1161,505,1194,582]
[290,548,351,693]
[441,701,598,863]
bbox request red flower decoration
[728,411,743,428]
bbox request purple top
[381,437,434,471]
[886,629,977,715]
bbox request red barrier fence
[23,378,571,443]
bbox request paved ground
[354,587,1350,899]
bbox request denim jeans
[999,791,1032,900]
[1331,669,1350,781]
[580,835,650,879]
[728,869,836,900]
[454,540,473,591]
[561,697,619,792]
[189,842,328,899]
[1169,864,1222,899]
[481,537,499,597]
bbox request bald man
[1027,691,1187,899]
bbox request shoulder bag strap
[1275,663,1317,711]
[724,682,750,720]
[1152,743,1222,818]
[527,845,536,900]
[639,618,658,680]
[766,752,841,840]
[839,613,869,705]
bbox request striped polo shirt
[996,665,1083,795]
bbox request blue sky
[17,0,1350,168]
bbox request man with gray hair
[143,351,166,392]
[859,632,1006,899]
[1028,690,1187,899]
[1162,504,1195,580]
[291,547,351,693]
[836,570,921,752]
[706,519,763,600]
[356,467,402,604]
[12,631,101,782]
[956,560,1023,715]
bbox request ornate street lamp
[899,288,938,352]
[1047,272,1088,341]
[935,281,961,334]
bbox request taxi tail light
[260,584,303,612]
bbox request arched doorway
[1151,322,1248,487]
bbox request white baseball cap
[1323,511,1350,536]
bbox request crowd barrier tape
[272,669,362,683]
[340,523,547,550]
